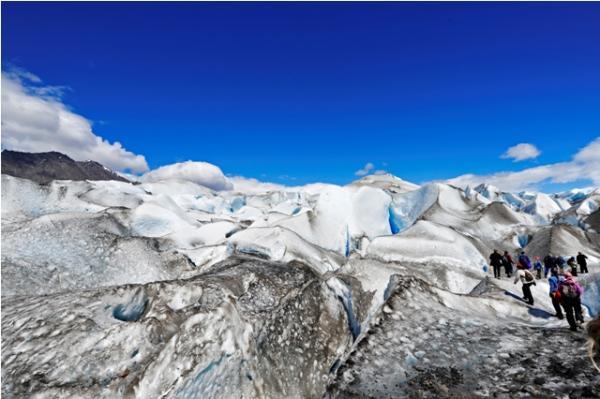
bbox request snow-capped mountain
[2,153,599,398]
[472,182,600,228]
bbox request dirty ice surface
[2,173,599,398]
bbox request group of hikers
[489,249,591,332]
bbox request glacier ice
[112,288,149,322]
[2,172,600,398]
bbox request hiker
[543,254,555,278]
[490,249,504,279]
[503,251,514,277]
[577,252,589,274]
[567,257,578,277]
[514,263,536,305]
[533,256,543,279]
[558,272,584,331]
[548,268,564,320]
[518,251,532,270]
[557,256,566,270]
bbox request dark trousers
[505,264,513,277]
[522,283,534,305]
[550,294,563,318]
[562,297,583,330]
[493,264,501,278]
[544,266,552,278]
[580,264,588,273]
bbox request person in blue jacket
[533,256,543,279]
[548,268,564,319]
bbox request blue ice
[517,234,529,248]
[112,290,148,322]
[388,206,401,234]
[230,196,246,212]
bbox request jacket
[543,255,555,268]
[490,252,503,267]
[577,254,588,266]
[518,255,532,269]
[548,275,562,294]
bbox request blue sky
[2,2,600,189]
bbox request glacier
[2,171,600,398]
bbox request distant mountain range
[1,150,129,184]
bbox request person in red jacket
[502,251,514,277]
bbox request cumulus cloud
[228,176,287,193]
[141,161,233,191]
[355,162,375,176]
[500,143,541,162]
[1,68,148,173]
[448,137,600,191]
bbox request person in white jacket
[514,264,536,305]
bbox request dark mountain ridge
[1,150,129,184]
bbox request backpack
[524,270,535,282]
[560,282,579,299]
[519,255,532,269]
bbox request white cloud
[141,161,233,191]
[448,137,600,191]
[228,176,287,193]
[355,162,375,177]
[1,69,148,173]
[500,143,541,162]
[4,65,42,84]
[574,137,600,162]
